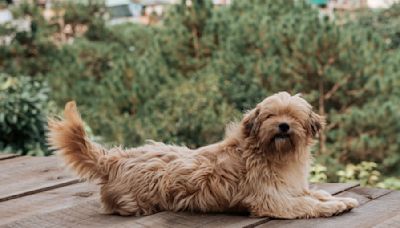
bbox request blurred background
[0,0,399,189]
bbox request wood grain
[0,156,78,202]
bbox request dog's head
[242,92,324,155]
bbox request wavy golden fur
[47,92,358,218]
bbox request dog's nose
[278,123,290,132]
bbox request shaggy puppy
[48,92,358,219]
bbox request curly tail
[47,101,106,181]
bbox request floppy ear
[242,108,260,137]
[307,111,326,137]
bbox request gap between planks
[0,153,19,161]
[0,182,98,225]
[0,179,81,202]
[0,156,80,202]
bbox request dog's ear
[242,108,260,137]
[307,111,325,137]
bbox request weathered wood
[0,182,360,228]
[0,156,78,202]
[343,186,392,200]
[0,199,266,228]
[0,153,18,161]
[373,214,400,228]
[132,212,267,228]
[0,200,147,228]
[257,190,400,228]
[0,182,98,225]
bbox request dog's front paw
[318,201,347,217]
[336,197,359,209]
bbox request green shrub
[336,162,381,187]
[377,177,400,190]
[310,162,400,190]
[310,164,328,183]
[0,74,50,155]
[138,75,241,148]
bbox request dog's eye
[266,114,275,119]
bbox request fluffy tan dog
[48,92,358,219]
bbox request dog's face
[242,92,324,155]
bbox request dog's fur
[48,92,358,219]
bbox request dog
[47,92,358,219]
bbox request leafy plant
[311,162,400,190]
[0,74,50,155]
[310,163,328,183]
[377,177,400,190]
[336,162,381,187]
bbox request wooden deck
[0,154,399,228]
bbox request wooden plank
[373,214,400,228]
[0,182,96,223]
[335,186,392,206]
[344,186,392,200]
[132,212,267,228]
[0,153,18,161]
[0,183,361,228]
[257,190,400,228]
[0,182,97,225]
[0,156,78,202]
[0,200,151,228]
[0,204,266,228]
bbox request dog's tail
[48,101,106,181]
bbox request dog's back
[48,102,244,215]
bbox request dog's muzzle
[272,133,290,141]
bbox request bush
[310,164,328,183]
[310,162,400,190]
[0,74,50,155]
[377,177,400,190]
[336,162,381,187]
[139,75,241,147]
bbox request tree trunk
[192,26,200,58]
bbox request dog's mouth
[273,133,290,141]
[262,132,296,155]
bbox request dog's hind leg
[99,182,162,216]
